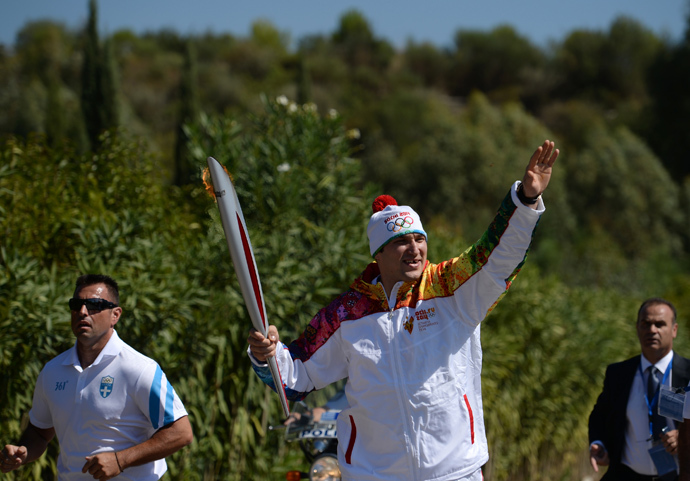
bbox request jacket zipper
[386,282,419,475]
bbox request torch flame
[202,164,233,200]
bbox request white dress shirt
[621,350,675,475]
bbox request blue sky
[2,0,688,49]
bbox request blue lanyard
[638,358,672,437]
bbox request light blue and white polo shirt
[30,330,188,480]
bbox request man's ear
[111,307,122,328]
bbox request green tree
[80,0,101,148]
[552,29,607,103]
[553,17,661,109]
[332,9,394,72]
[360,90,571,247]
[542,100,686,287]
[174,40,200,186]
[1,22,74,139]
[101,37,120,132]
[296,55,312,104]
[447,25,546,104]
[80,0,118,149]
[403,40,449,90]
[224,20,290,87]
[645,11,690,181]
[603,17,661,101]
[250,20,289,55]
[44,79,65,145]
[6,21,87,148]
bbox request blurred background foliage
[2,1,690,480]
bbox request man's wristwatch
[517,183,539,205]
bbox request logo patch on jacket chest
[404,316,414,334]
[404,308,437,334]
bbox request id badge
[648,442,677,476]
[658,384,686,422]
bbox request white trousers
[453,469,482,481]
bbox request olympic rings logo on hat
[387,216,414,232]
[368,201,426,256]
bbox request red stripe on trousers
[463,394,475,444]
[345,415,357,464]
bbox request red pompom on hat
[372,195,398,213]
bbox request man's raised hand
[521,139,559,200]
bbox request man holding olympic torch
[247,140,558,481]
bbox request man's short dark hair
[75,274,120,305]
[637,297,677,324]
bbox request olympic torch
[205,156,290,417]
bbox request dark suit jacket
[589,352,690,475]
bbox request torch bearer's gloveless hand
[248,326,281,362]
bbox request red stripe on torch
[236,213,267,330]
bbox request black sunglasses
[69,298,118,312]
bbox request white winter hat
[367,195,427,257]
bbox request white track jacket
[250,182,544,481]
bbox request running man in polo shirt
[1,274,193,480]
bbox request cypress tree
[173,40,200,185]
[45,79,64,146]
[80,0,118,150]
[80,0,101,149]
[296,55,312,105]
[100,37,119,132]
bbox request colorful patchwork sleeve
[422,183,542,326]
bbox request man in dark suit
[589,298,690,480]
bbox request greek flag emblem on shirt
[100,376,114,398]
